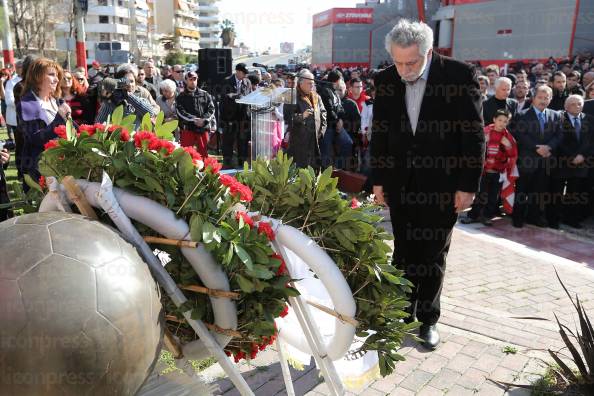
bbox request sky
[218,0,362,52]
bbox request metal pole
[0,0,15,66]
[74,0,87,73]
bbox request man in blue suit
[511,85,563,228]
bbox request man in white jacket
[4,60,22,143]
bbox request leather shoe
[419,324,440,350]
[512,219,524,228]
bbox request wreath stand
[39,173,356,396]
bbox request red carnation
[148,138,162,151]
[134,131,157,149]
[271,253,288,276]
[44,140,59,151]
[235,211,254,228]
[235,183,253,202]
[78,124,96,136]
[351,197,361,209]
[183,146,203,164]
[120,129,131,142]
[38,176,46,190]
[203,156,222,174]
[280,305,289,318]
[158,139,176,155]
[219,174,236,187]
[219,175,253,202]
[257,221,275,241]
[93,123,105,133]
[54,125,67,139]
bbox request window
[112,42,122,50]
[99,15,109,23]
[119,17,124,24]
[97,0,107,5]
[99,33,110,41]
[118,0,123,5]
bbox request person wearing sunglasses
[172,65,185,93]
[176,71,215,157]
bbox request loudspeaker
[198,48,232,96]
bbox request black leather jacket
[316,81,344,130]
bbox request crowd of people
[0,52,593,229]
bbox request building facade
[312,0,594,69]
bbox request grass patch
[502,345,518,355]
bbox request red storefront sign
[313,8,374,29]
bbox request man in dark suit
[220,63,252,168]
[583,99,594,117]
[549,95,594,228]
[510,85,563,228]
[371,19,484,350]
[482,77,518,125]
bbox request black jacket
[341,97,360,137]
[549,90,569,111]
[0,158,10,221]
[219,74,252,121]
[583,99,594,117]
[316,81,344,130]
[371,52,485,195]
[175,88,215,132]
[552,111,594,178]
[510,107,563,174]
[482,96,518,125]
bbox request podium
[236,87,296,163]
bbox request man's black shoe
[564,221,583,229]
[419,324,440,350]
[512,219,524,228]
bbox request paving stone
[446,353,476,374]
[427,368,461,391]
[398,370,434,392]
[456,367,488,390]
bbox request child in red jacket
[461,109,518,225]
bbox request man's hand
[454,191,475,213]
[572,154,585,165]
[536,145,551,158]
[303,108,314,119]
[373,185,386,206]
[0,149,10,165]
[58,102,72,120]
[194,118,205,127]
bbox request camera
[0,140,16,151]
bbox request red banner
[313,8,374,29]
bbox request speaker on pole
[198,48,232,96]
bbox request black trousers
[388,173,457,326]
[549,177,591,225]
[468,172,501,219]
[222,119,250,167]
[512,167,551,224]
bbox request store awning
[176,27,200,39]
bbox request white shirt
[360,100,373,138]
[4,75,22,126]
[33,92,58,124]
[404,55,431,135]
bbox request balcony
[85,23,130,35]
[198,15,219,23]
[86,5,130,19]
[199,5,218,13]
[179,37,201,52]
[198,25,218,33]
[200,36,218,44]
[175,9,199,19]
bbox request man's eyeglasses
[76,77,85,82]
[187,77,197,81]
